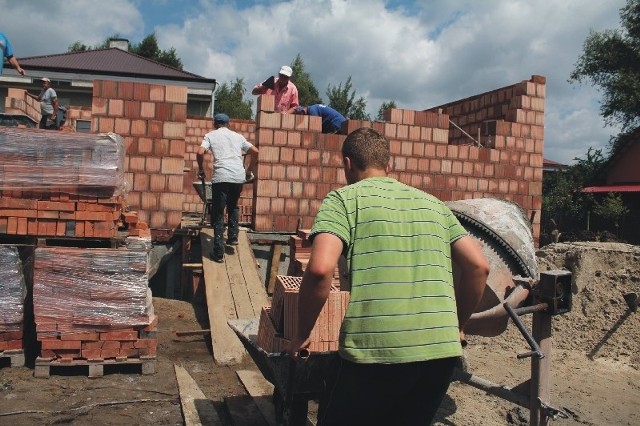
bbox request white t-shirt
[39,87,57,114]
[200,127,254,184]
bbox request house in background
[0,38,217,128]
[583,129,640,243]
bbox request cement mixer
[447,198,538,337]
[446,197,573,425]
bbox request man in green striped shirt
[286,127,489,425]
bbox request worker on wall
[286,127,489,425]
[251,65,299,113]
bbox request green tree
[291,54,322,106]
[214,78,253,120]
[377,100,397,120]
[592,192,629,237]
[131,33,183,69]
[68,33,183,69]
[541,148,606,244]
[570,0,640,133]
[326,76,370,120]
[68,41,90,52]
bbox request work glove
[197,169,205,180]
[245,171,255,183]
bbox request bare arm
[8,56,24,75]
[251,83,268,95]
[244,145,259,174]
[286,232,343,360]
[51,97,59,118]
[451,235,489,330]
[196,146,207,177]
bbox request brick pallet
[34,355,156,378]
[0,349,25,367]
[32,243,157,376]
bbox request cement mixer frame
[454,270,572,426]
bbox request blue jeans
[210,182,242,258]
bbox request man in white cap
[252,65,299,113]
[37,77,58,129]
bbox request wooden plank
[225,240,259,319]
[237,229,269,316]
[174,364,223,426]
[236,369,277,426]
[267,243,283,295]
[201,228,245,365]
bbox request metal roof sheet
[18,48,215,83]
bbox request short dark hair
[342,128,390,170]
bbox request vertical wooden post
[530,310,552,426]
[267,242,283,295]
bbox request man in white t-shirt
[37,77,58,129]
[196,113,259,262]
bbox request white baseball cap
[279,65,292,77]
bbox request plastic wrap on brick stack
[0,127,126,238]
[32,237,157,361]
[256,275,350,353]
[0,246,26,341]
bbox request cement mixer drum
[446,198,538,336]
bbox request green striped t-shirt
[311,177,467,363]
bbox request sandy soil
[1,242,639,425]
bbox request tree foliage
[214,78,253,120]
[570,0,640,132]
[541,148,607,244]
[291,54,322,106]
[68,33,183,69]
[592,192,629,232]
[326,76,370,120]
[377,100,397,120]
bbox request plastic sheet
[0,127,126,197]
[0,246,27,331]
[33,245,153,336]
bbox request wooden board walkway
[174,364,223,426]
[200,227,269,366]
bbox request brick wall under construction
[4,75,545,242]
[252,75,545,243]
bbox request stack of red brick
[257,275,349,353]
[33,243,157,361]
[288,229,345,288]
[0,127,126,238]
[0,246,27,353]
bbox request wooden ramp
[200,227,268,365]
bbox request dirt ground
[1,241,639,425]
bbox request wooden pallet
[0,349,25,367]
[34,356,156,378]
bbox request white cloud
[0,0,628,163]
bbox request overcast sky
[0,0,627,164]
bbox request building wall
[4,76,546,242]
[606,139,640,185]
[252,75,545,243]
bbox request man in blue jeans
[197,113,259,262]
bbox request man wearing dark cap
[197,113,259,262]
[252,64,299,113]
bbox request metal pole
[530,308,552,425]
